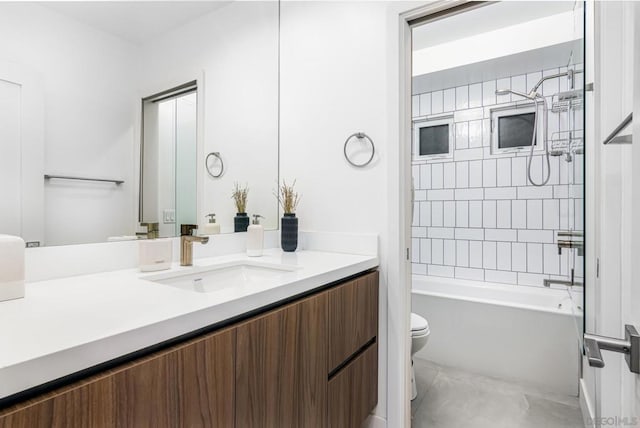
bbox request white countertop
[0,249,378,400]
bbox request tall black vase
[234,212,249,232]
[281,213,298,252]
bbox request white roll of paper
[0,234,25,302]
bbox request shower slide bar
[44,175,124,185]
[603,113,633,145]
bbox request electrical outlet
[163,209,175,224]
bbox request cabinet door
[235,292,328,428]
[328,343,378,428]
[174,331,236,427]
[0,328,236,428]
[114,327,236,427]
[0,377,115,428]
[328,271,379,372]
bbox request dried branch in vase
[275,180,301,214]
[232,182,249,213]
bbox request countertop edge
[0,256,378,407]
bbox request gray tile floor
[411,358,584,428]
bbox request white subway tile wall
[411,65,583,286]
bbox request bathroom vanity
[0,250,378,427]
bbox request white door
[625,2,640,420]
[0,63,44,246]
[583,2,640,425]
[0,78,22,236]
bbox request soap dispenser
[247,215,264,257]
[203,214,221,235]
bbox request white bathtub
[412,275,582,396]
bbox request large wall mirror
[0,1,279,247]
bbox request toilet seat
[411,313,430,337]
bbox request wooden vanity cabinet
[235,291,328,427]
[328,271,379,372]
[234,270,379,428]
[0,375,115,428]
[0,270,379,428]
[0,328,236,428]
[327,271,379,428]
[328,343,378,428]
[114,327,236,427]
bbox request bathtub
[412,275,582,396]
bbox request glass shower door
[562,1,585,350]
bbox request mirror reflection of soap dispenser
[203,214,220,235]
[247,215,264,257]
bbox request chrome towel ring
[344,132,375,167]
[206,152,224,178]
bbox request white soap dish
[138,239,173,272]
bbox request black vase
[281,213,298,252]
[234,212,249,232]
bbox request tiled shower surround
[411,65,584,286]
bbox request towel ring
[343,132,375,167]
[206,152,224,178]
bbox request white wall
[0,3,138,246]
[280,2,424,424]
[280,1,389,421]
[139,2,279,234]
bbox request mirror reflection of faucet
[137,222,159,239]
[180,224,209,266]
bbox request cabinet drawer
[0,328,236,428]
[328,343,378,428]
[328,271,378,372]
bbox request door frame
[583,1,639,424]
[392,2,488,425]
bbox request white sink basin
[144,260,298,293]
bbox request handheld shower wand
[495,89,550,187]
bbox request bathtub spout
[543,279,583,288]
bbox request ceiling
[412,1,576,51]
[39,1,232,44]
[412,41,581,94]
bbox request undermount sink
[144,260,298,293]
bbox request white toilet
[410,312,430,400]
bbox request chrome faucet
[543,279,583,288]
[180,224,209,266]
[557,231,584,256]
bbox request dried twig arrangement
[232,183,249,213]
[275,180,301,214]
